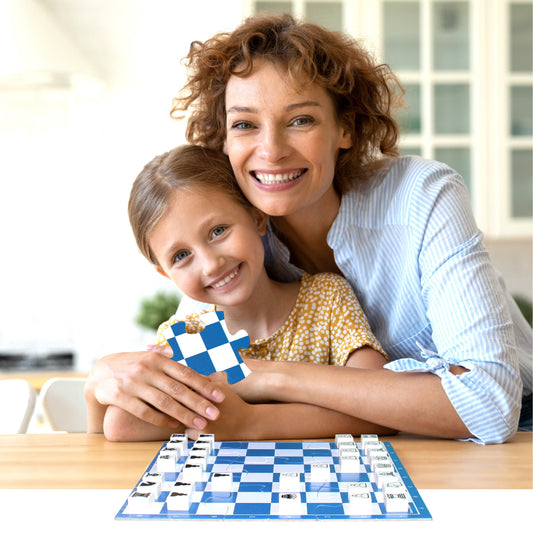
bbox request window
[250,0,532,237]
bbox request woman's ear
[338,113,354,150]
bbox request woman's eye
[231,121,254,130]
[292,116,314,126]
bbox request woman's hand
[85,348,225,433]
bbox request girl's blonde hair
[129,144,251,265]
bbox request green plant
[513,294,532,327]
[135,291,181,331]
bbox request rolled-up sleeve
[385,165,522,444]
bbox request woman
[86,14,531,443]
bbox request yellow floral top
[156,272,387,366]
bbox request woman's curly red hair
[171,14,404,192]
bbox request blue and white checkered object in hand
[161,311,251,384]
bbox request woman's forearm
[241,403,396,441]
[254,362,471,439]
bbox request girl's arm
[102,405,181,442]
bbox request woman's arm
[253,360,472,439]
[186,378,396,441]
[85,349,225,436]
[232,347,471,440]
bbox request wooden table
[0,432,531,490]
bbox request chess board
[116,434,431,521]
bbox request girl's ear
[223,140,228,155]
[251,208,268,235]
[155,265,170,279]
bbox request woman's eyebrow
[227,105,255,114]
[286,101,321,111]
[227,101,321,114]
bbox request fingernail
[212,389,225,402]
[193,417,207,430]
[206,406,219,420]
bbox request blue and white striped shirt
[178,156,531,444]
[262,156,531,444]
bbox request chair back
[40,377,87,432]
[0,379,37,433]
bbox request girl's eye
[211,226,226,238]
[173,250,190,263]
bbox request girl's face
[150,185,267,308]
[224,60,352,219]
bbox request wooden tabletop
[1,432,531,490]
[0,433,533,489]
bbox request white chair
[0,379,37,434]
[40,377,87,432]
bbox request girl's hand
[85,350,225,432]
[185,373,256,440]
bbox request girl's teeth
[254,170,302,184]
[212,269,238,288]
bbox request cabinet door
[249,0,532,237]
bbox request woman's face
[224,60,352,219]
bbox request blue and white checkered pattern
[161,311,251,384]
[116,439,432,521]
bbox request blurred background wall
[0,0,531,372]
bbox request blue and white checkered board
[116,439,432,521]
[161,310,251,384]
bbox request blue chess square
[160,310,251,384]
[184,351,217,376]
[200,322,227,350]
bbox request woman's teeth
[212,269,238,288]
[254,170,303,184]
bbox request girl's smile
[149,185,269,310]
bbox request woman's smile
[225,60,352,219]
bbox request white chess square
[235,491,272,504]
[279,472,300,491]
[208,344,239,371]
[348,491,373,515]
[166,490,192,511]
[384,492,410,513]
[210,472,233,492]
[181,463,204,481]
[340,454,363,473]
[278,492,302,514]
[310,463,330,483]
[176,333,207,359]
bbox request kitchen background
[0,0,531,374]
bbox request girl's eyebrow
[226,101,321,114]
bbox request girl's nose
[200,249,225,277]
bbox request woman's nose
[256,126,290,163]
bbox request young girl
[97,144,391,441]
